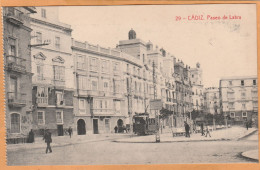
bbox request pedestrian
[205,125,211,137]
[28,129,34,143]
[43,129,52,154]
[68,127,73,138]
[184,122,190,138]
[200,123,205,136]
[246,121,249,130]
[114,126,118,133]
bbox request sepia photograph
[3,4,258,166]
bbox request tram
[133,113,157,135]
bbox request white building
[219,76,258,125]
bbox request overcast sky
[58,4,257,87]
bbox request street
[7,131,258,165]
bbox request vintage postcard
[1,2,259,169]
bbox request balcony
[56,118,63,124]
[252,97,258,101]
[36,97,48,107]
[7,92,26,107]
[6,55,26,74]
[52,79,65,88]
[227,97,235,102]
[32,76,52,85]
[4,8,24,26]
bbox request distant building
[219,76,258,125]
[204,87,220,115]
[3,7,36,142]
[190,63,204,112]
[30,7,74,136]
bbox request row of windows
[228,79,257,86]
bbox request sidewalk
[114,126,257,143]
[241,150,259,161]
[7,133,133,152]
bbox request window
[229,81,232,86]
[10,113,20,133]
[241,92,246,99]
[192,75,194,78]
[113,62,119,72]
[8,38,17,56]
[91,80,98,91]
[56,91,64,106]
[53,65,65,81]
[230,112,235,118]
[241,80,244,86]
[78,76,88,90]
[103,81,109,92]
[242,112,247,117]
[37,87,48,105]
[90,57,98,71]
[79,99,86,114]
[56,111,63,124]
[77,55,86,69]
[37,64,44,81]
[253,101,258,107]
[242,103,246,109]
[102,60,109,73]
[55,36,60,49]
[253,80,256,85]
[37,111,45,125]
[41,8,46,18]
[36,32,42,44]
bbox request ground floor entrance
[93,119,99,134]
[57,125,64,136]
[77,119,86,135]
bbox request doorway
[93,119,98,134]
[77,119,86,135]
[57,125,64,136]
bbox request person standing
[205,125,211,137]
[184,122,190,138]
[43,129,52,154]
[68,127,73,138]
[28,129,35,143]
[114,126,118,133]
[200,123,205,136]
[246,121,249,130]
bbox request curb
[7,135,136,152]
[112,138,231,143]
[240,150,259,162]
[237,129,258,141]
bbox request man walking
[184,122,190,138]
[43,129,52,154]
[68,127,73,138]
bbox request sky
[58,4,257,87]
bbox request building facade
[3,7,36,142]
[30,7,74,136]
[219,76,258,125]
[204,87,220,115]
[190,63,204,112]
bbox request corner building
[219,76,258,125]
[4,7,36,143]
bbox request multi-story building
[71,38,131,134]
[3,7,36,142]
[174,60,193,127]
[30,7,74,136]
[219,76,258,125]
[204,87,220,115]
[190,63,204,112]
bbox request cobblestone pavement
[7,127,258,165]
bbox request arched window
[10,113,20,133]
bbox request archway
[77,119,86,135]
[117,119,124,133]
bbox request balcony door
[9,76,17,100]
